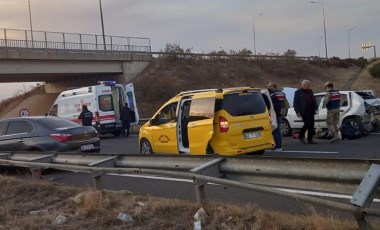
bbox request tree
[238,48,252,56]
[283,49,297,57]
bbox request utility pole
[99,0,106,51]
[252,13,263,56]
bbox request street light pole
[99,0,106,51]
[252,13,263,56]
[318,36,323,58]
[311,1,328,59]
[27,0,34,45]
[348,27,358,59]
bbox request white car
[280,90,380,136]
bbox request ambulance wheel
[140,139,153,154]
[113,130,122,137]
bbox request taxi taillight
[219,116,229,132]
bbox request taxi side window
[158,103,177,124]
[189,98,215,122]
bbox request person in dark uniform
[293,79,318,144]
[323,81,341,143]
[78,105,93,126]
[267,82,287,150]
[120,103,133,137]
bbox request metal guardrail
[0,152,379,228]
[2,152,379,197]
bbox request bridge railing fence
[0,28,151,54]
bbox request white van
[48,81,139,136]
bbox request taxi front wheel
[140,139,153,154]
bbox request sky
[0,0,379,99]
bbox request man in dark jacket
[293,80,318,144]
[78,105,93,126]
[120,103,133,137]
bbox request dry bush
[0,174,371,229]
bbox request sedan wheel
[280,119,292,136]
[140,139,153,154]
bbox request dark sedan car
[0,116,100,152]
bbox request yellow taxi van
[139,87,275,156]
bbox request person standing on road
[323,81,341,143]
[78,105,93,126]
[120,103,133,137]
[267,82,287,150]
[293,79,318,144]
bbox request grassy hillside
[2,58,378,120]
[132,58,361,118]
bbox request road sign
[362,42,371,51]
[19,108,30,117]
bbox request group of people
[268,79,341,151]
[78,103,134,137]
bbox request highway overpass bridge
[0,28,152,93]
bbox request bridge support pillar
[120,61,150,84]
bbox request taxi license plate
[80,144,95,151]
[243,132,261,140]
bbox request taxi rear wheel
[140,139,153,154]
[206,144,215,155]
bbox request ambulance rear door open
[124,83,140,125]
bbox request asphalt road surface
[100,130,380,159]
[36,130,380,217]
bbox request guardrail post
[194,181,206,204]
[350,164,380,230]
[30,167,42,179]
[190,157,224,204]
[92,173,104,190]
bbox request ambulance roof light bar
[98,81,117,86]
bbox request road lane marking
[108,173,379,203]
[267,150,339,154]
[277,188,380,202]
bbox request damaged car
[281,90,380,136]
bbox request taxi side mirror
[150,115,160,125]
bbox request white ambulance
[48,81,139,136]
